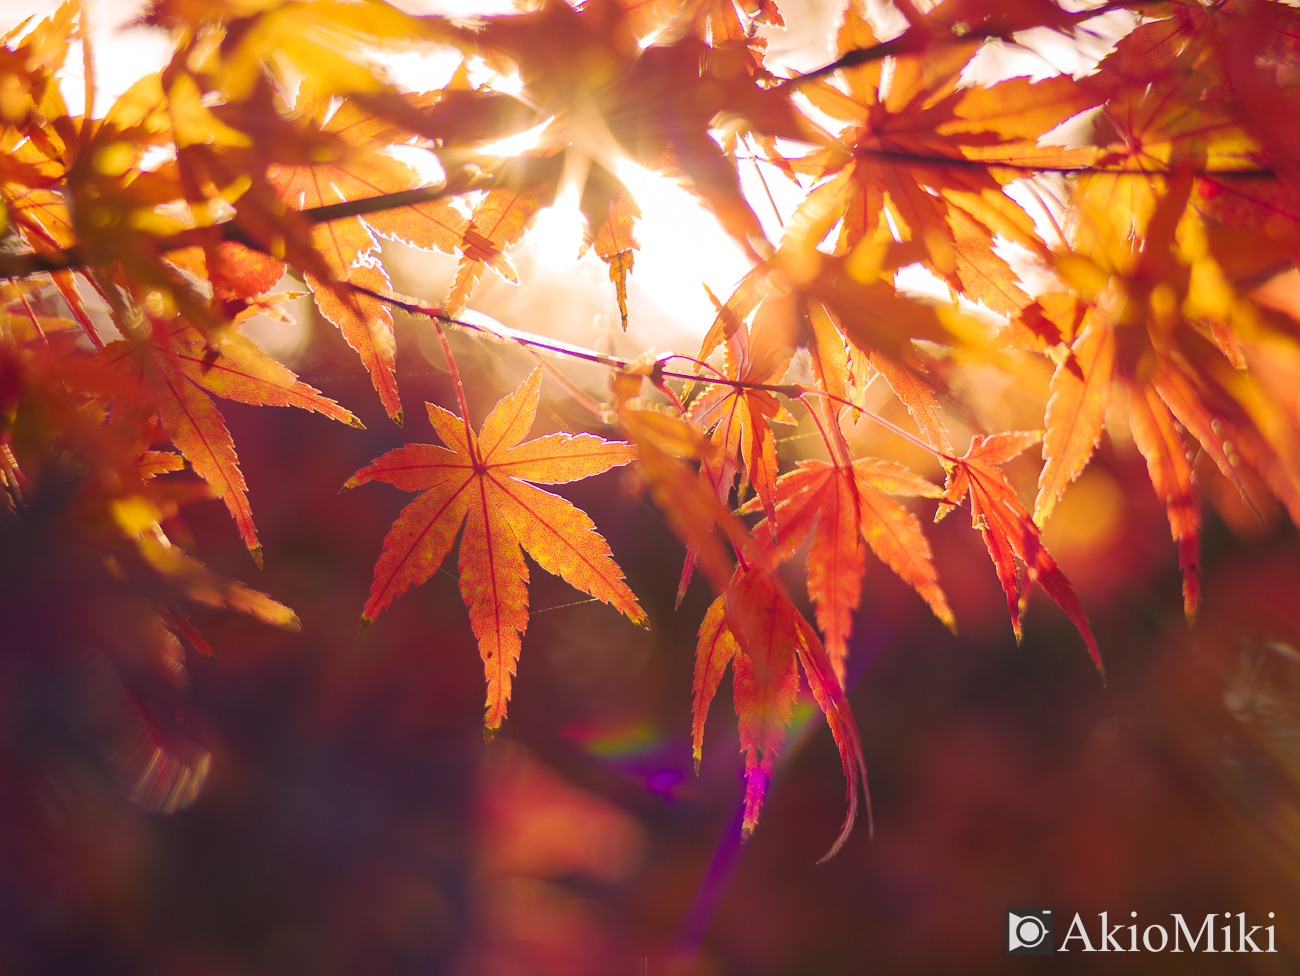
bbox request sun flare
[613,160,753,337]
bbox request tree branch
[837,149,1277,178]
[0,144,1278,283]
[0,177,478,280]
[779,0,1147,88]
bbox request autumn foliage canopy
[6,0,1300,869]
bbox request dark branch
[780,0,1150,88]
[837,148,1278,178]
[0,175,479,279]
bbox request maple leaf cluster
[5,0,1300,855]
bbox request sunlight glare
[490,71,525,97]
[478,117,554,157]
[614,160,753,338]
[384,143,446,187]
[529,187,585,271]
[378,46,464,94]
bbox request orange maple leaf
[692,566,867,860]
[611,369,749,602]
[743,458,954,681]
[267,95,436,422]
[256,89,497,419]
[1034,314,1116,528]
[938,431,1102,676]
[1127,378,1200,620]
[460,0,822,260]
[347,367,647,733]
[805,298,953,454]
[1034,175,1300,622]
[100,318,361,564]
[443,181,552,317]
[787,4,1104,315]
[675,312,790,605]
[687,297,798,526]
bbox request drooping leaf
[1034,314,1116,526]
[612,370,748,602]
[692,593,738,772]
[691,565,867,859]
[1127,378,1201,622]
[938,431,1102,675]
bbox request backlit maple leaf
[611,368,749,601]
[1034,176,1300,622]
[743,458,954,681]
[786,1,1106,315]
[682,294,798,603]
[938,431,1102,675]
[692,566,867,859]
[432,0,823,291]
[100,317,361,564]
[266,94,462,423]
[347,367,647,733]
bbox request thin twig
[799,393,840,465]
[355,283,957,464]
[779,0,1140,88]
[431,317,476,457]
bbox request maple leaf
[692,566,868,860]
[443,181,552,318]
[591,181,641,330]
[442,0,823,269]
[109,492,300,632]
[692,246,959,411]
[1035,175,1300,621]
[742,458,954,681]
[1073,4,1273,245]
[0,1,75,129]
[687,295,798,526]
[100,317,361,563]
[785,1,1106,315]
[804,297,954,454]
[266,94,449,422]
[346,367,647,733]
[1127,378,1200,621]
[938,431,1102,675]
[1034,314,1116,527]
[612,369,750,601]
[615,0,783,47]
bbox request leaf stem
[430,316,476,457]
[659,352,729,383]
[798,394,840,465]
[807,387,956,463]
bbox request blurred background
[4,300,1300,974]
[4,0,1300,973]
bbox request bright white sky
[3,0,1132,349]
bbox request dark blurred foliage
[3,316,1300,975]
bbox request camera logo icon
[1007,909,1053,955]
